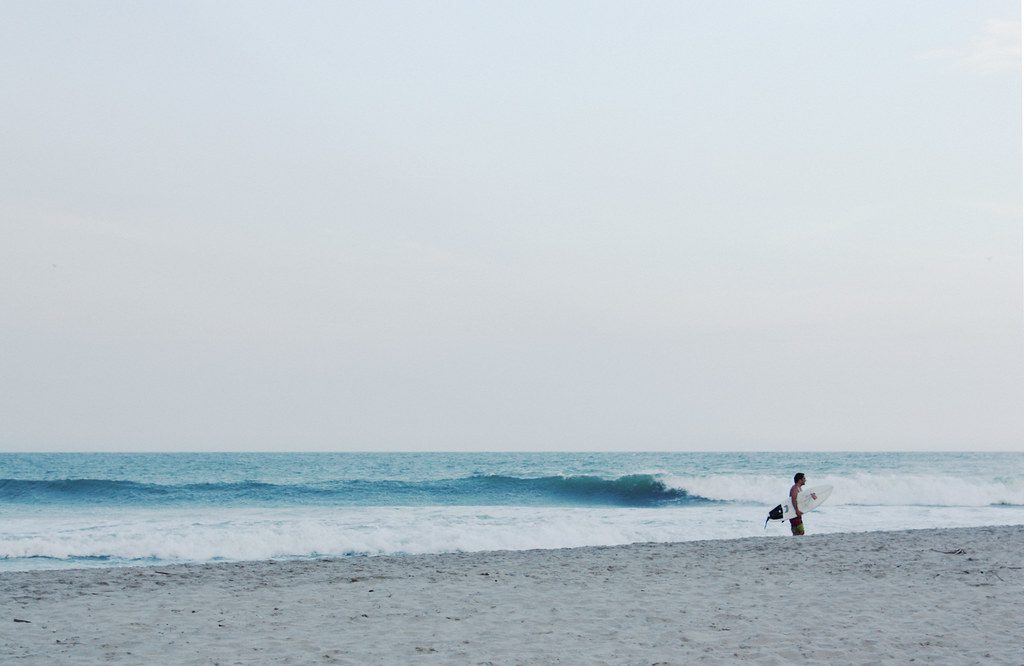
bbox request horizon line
[1,449,1021,454]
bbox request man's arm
[790,486,802,517]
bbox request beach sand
[2,524,1022,664]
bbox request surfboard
[765,485,832,525]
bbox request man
[789,473,806,536]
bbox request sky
[1,1,1021,452]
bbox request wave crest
[0,474,709,508]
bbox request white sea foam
[3,503,1024,570]
[661,473,1024,507]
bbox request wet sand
[3,525,1022,664]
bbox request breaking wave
[0,474,711,508]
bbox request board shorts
[789,516,804,535]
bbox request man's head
[794,472,805,486]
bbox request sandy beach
[2,524,1022,664]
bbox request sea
[1,452,1022,572]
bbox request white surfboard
[765,485,833,524]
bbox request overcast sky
[2,1,1021,452]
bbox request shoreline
[3,524,1023,663]
[6,518,1024,575]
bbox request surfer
[789,473,806,536]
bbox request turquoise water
[1,452,1022,570]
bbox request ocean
[1,452,1022,571]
